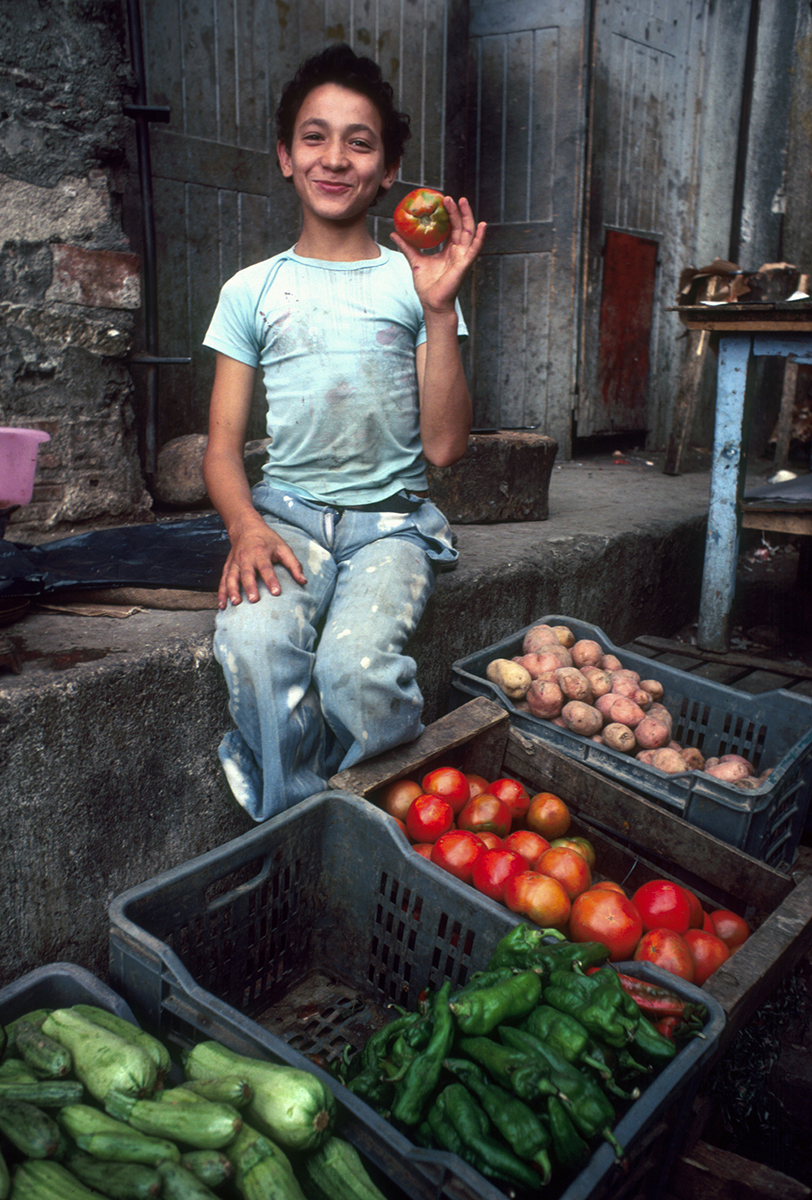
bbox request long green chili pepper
[499,1027,625,1159]
[629,1011,678,1068]
[456,1035,559,1102]
[547,1095,591,1174]
[485,923,567,972]
[544,969,638,1048]
[449,967,520,1003]
[444,1058,552,1185]
[427,1090,520,1187]
[390,980,454,1126]
[441,1083,544,1190]
[449,968,543,1036]
[521,1004,640,1100]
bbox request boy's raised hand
[391,196,486,313]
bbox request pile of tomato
[380,766,751,988]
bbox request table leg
[696,334,751,651]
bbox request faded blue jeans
[213,483,457,821]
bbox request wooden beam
[664,329,709,475]
[666,1140,811,1200]
[631,634,812,679]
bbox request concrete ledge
[0,457,712,985]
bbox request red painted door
[596,230,658,431]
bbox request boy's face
[277,83,399,229]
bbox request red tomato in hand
[684,928,730,985]
[393,187,450,249]
[709,910,751,949]
[471,848,526,902]
[569,889,643,961]
[405,794,454,843]
[430,830,484,884]
[421,767,470,815]
[632,880,692,935]
[634,928,695,982]
[457,793,512,838]
[487,778,530,822]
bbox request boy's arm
[202,353,306,607]
[392,196,486,467]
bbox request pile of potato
[486,622,768,786]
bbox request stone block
[426,431,558,522]
[46,244,141,310]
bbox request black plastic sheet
[0,514,229,599]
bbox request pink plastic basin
[0,427,51,507]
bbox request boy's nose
[321,137,349,168]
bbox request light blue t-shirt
[203,245,467,507]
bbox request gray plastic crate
[450,614,812,869]
[108,790,725,1200]
[0,962,138,1026]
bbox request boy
[202,43,486,820]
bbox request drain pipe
[124,0,190,479]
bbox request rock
[426,431,558,522]
[154,434,271,507]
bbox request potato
[610,675,643,700]
[571,639,604,669]
[719,753,755,776]
[602,722,637,753]
[601,654,623,671]
[705,760,752,783]
[551,625,575,649]
[554,666,593,703]
[610,668,642,686]
[648,703,673,735]
[526,679,564,720]
[522,624,562,654]
[580,666,613,697]
[651,747,691,774]
[561,700,604,738]
[640,679,664,702]
[633,714,671,750]
[680,746,705,770]
[486,658,532,700]
[704,756,719,770]
[635,749,657,764]
[602,694,647,728]
[514,650,570,678]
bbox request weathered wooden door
[578,0,707,441]
[127,0,469,452]
[465,0,588,457]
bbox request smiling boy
[202,44,486,821]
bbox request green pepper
[456,1036,558,1102]
[427,1091,519,1187]
[629,1012,678,1068]
[449,967,520,1002]
[547,1095,591,1174]
[390,981,454,1126]
[485,923,567,971]
[521,1004,637,1099]
[544,970,638,1048]
[441,1083,544,1190]
[346,1068,395,1112]
[499,1027,625,1158]
[449,969,543,1036]
[445,1058,552,1184]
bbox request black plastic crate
[450,614,812,869]
[0,962,138,1026]
[108,790,725,1200]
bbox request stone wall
[0,0,151,533]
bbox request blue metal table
[677,305,812,651]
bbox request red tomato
[709,910,751,950]
[471,848,526,903]
[412,843,433,859]
[634,928,695,982]
[702,910,715,934]
[684,928,730,985]
[430,830,485,884]
[393,187,450,249]
[405,794,454,844]
[525,793,571,840]
[684,889,705,930]
[390,816,407,836]
[474,831,504,851]
[487,778,530,822]
[465,773,491,798]
[589,880,626,896]
[569,889,643,961]
[502,829,550,869]
[537,846,592,900]
[503,870,572,929]
[632,880,692,935]
[421,767,470,816]
[457,793,512,839]
[380,778,422,821]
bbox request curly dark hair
[275,43,411,171]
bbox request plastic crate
[108,790,725,1200]
[0,962,138,1026]
[450,615,812,869]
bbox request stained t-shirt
[203,245,467,507]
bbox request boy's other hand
[219,520,306,607]
[391,196,486,314]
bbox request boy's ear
[380,158,401,193]
[277,141,293,178]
